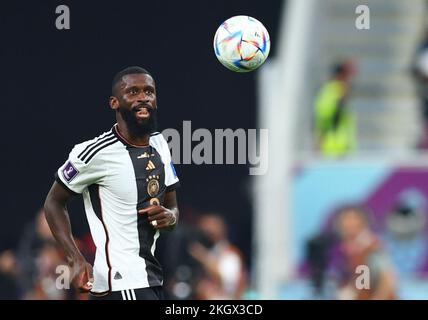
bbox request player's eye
[145,90,153,96]
[129,88,139,95]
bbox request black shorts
[89,286,164,300]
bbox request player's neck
[116,122,150,147]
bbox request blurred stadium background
[2,0,428,300]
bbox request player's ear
[109,96,119,110]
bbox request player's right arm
[44,181,94,292]
[43,139,103,293]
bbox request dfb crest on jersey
[146,175,160,197]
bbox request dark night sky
[0,1,283,264]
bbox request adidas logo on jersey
[146,160,155,171]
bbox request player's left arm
[139,190,179,231]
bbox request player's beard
[118,106,158,137]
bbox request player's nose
[137,92,151,104]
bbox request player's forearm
[44,199,85,263]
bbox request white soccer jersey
[55,124,179,295]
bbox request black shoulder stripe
[150,132,161,137]
[83,138,119,164]
[77,132,114,159]
[80,134,117,161]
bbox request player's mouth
[133,105,152,119]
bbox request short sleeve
[161,140,180,192]
[165,159,180,192]
[150,133,180,192]
[55,143,104,194]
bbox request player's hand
[70,257,94,293]
[139,205,177,229]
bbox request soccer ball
[213,15,270,73]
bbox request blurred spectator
[0,249,20,299]
[17,209,55,295]
[314,60,357,157]
[25,242,68,300]
[16,209,74,299]
[305,232,336,298]
[333,206,397,300]
[159,223,206,300]
[384,190,428,276]
[188,214,247,299]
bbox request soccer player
[44,66,180,300]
